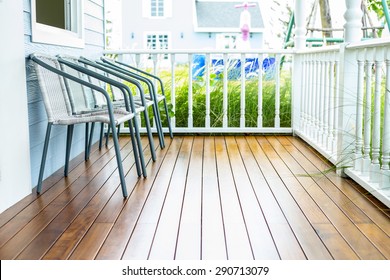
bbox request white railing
[295,40,390,208]
[105,45,390,207]
[104,49,294,134]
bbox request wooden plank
[214,136,253,260]
[94,137,173,260]
[41,138,148,260]
[12,139,134,260]
[175,136,203,260]
[265,136,359,260]
[148,136,194,259]
[120,137,184,260]
[244,136,306,260]
[285,136,390,234]
[69,223,112,260]
[276,136,387,259]
[225,137,279,259]
[0,139,116,251]
[200,137,227,260]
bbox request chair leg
[105,125,111,147]
[37,123,53,194]
[132,116,148,178]
[110,123,128,197]
[163,99,173,139]
[84,123,89,161]
[64,124,74,177]
[151,101,165,149]
[127,120,142,177]
[142,109,157,162]
[86,122,95,160]
[99,123,104,150]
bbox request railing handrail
[104,48,296,55]
[346,37,390,50]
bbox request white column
[344,0,363,43]
[294,0,306,49]
[0,0,32,213]
[292,1,306,135]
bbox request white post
[334,0,363,175]
[344,0,363,43]
[292,0,306,134]
[337,44,359,176]
[382,49,390,188]
[170,53,176,129]
[188,54,193,128]
[294,0,306,49]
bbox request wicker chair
[78,57,159,161]
[57,55,149,177]
[100,57,173,140]
[30,53,136,197]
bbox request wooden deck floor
[0,135,389,260]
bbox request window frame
[31,0,84,48]
[142,0,172,19]
[144,32,171,60]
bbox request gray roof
[195,1,264,32]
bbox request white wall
[0,0,32,213]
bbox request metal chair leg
[142,109,157,162]
[151,101,165,149]
[99,123,104,150]
[86,122,95,160]
[84,123,89,161]
[64,124,74,177]
[163,99,173,139]
[109,122,128,198]
[105,125,111,147]
[37,123,53,194]
[132,117,148,178]
[127,120,142,177]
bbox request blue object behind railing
[192,55,275,80]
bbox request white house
[121,0,265,51]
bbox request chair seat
[55,108,134,126]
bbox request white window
[216,34,238,49]
[142,0,172,18]
[31,0,84,48]
[146,33,170,59]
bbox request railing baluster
[257,53,263,128]
[315,55,321,141]
[240,53,246,128]
[354,49,365,171]
[308,54,316,138]
[382,50,390,186]
[327,52,336,152]
[205,53,211,128]
[135,54,141,68]
[370,47,383,182]
[363,49,374,174]
[274,54,281,128]
[300,55,307,132]
[323,55,330,147]
[333,55,340,155]
[171,53,176,129]
[223,53,228,128]
[188,54,193,128]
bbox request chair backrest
[81,62,109,108]
[58,55,94,114]
[31,54,73,123]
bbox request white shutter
[142,0,151,18]
[165,0,172,18]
